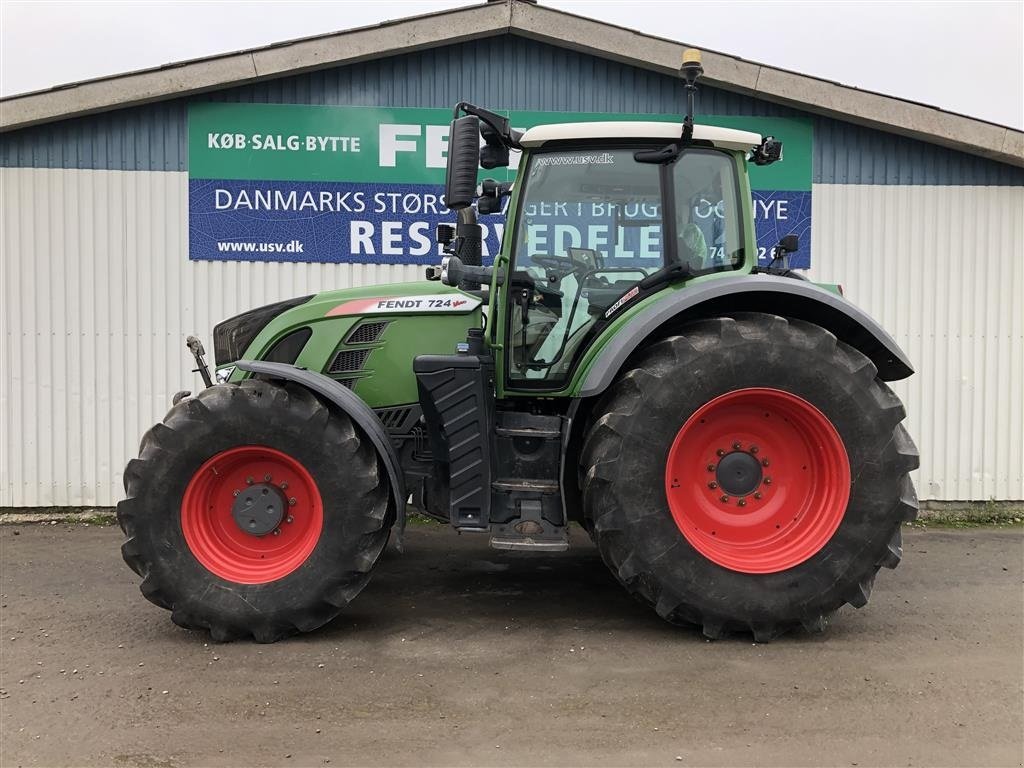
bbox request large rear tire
[117,379,392,643]
[580,313,919,640]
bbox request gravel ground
[0,522,1021,767]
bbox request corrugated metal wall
[2,35,1023,506]
[0,168,421,506]
[3,168,1022,505]
[812,184,1024,501]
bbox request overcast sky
[1,0,1021,129]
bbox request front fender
[235,360,407,545]
[578,274,914,397]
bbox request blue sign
[188,104,813,268]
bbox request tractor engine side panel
[230,286,484,410]
[326,312,482,408]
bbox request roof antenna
[680,49,704,144]
[634,48,704,164]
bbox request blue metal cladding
[2,35,1022,185]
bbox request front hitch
[186,335,214,388]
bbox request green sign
[189,103,811,190]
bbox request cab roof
[519,122,763,152]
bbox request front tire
[117,379,392,643]
[580,313,919,640]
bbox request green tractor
[118,52,918,642]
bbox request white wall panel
[809,184,1024,501]
[2,169,1022,505]
[2,168,420,507]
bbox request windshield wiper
[634,144,684,164]
[637,262,692,292]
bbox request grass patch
[78,512,118,526]
[406,512,444,526]
[914,500,1023,528]
[0,507,117,526]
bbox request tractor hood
[217,282,485,408]
[215,282,483,364]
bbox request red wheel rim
[664,388,850,574]
[181,446,323,584]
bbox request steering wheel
[512,266,563,302]
[530,254,573,274]
[534,280,564,301]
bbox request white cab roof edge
[519,122,762,151]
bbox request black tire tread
[580,313,919,641]
[116,379,393,643]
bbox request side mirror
[444,116,481,211]
[751,136,783,166]
[476,179,513,215]
[777,234,799,254]
[769,234,799,270]
[480,121,510,169]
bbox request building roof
[1,0,1021,168]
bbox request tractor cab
[449,121,764,389]
[426,52,780,395]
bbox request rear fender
[578,274,914,397]
[235,360,407,546]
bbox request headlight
[215,365,236,384]
[212,295,312,365]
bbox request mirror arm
[453,102,523,149]
[765,234,799,271]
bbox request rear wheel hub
[715,451,763,497]
[665,387,851,574]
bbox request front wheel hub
[231,483,287,536]
[181,446,323,584]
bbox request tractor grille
[328,348,371,374]
[375,406,414,431]
[338,378,357,389]
[345,320,389,345]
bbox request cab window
[507,145,744,387]
[673,150,745,272]
[509,148,663,383]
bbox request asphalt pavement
[1,522,1021,767]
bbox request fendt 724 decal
[326,294,483,317]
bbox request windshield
[508,145,744,385]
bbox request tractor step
[490,413,565,537]
[489,533,569,552]
[493,425,561,439]
[491,479,559,494]
[488,498,568,552]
